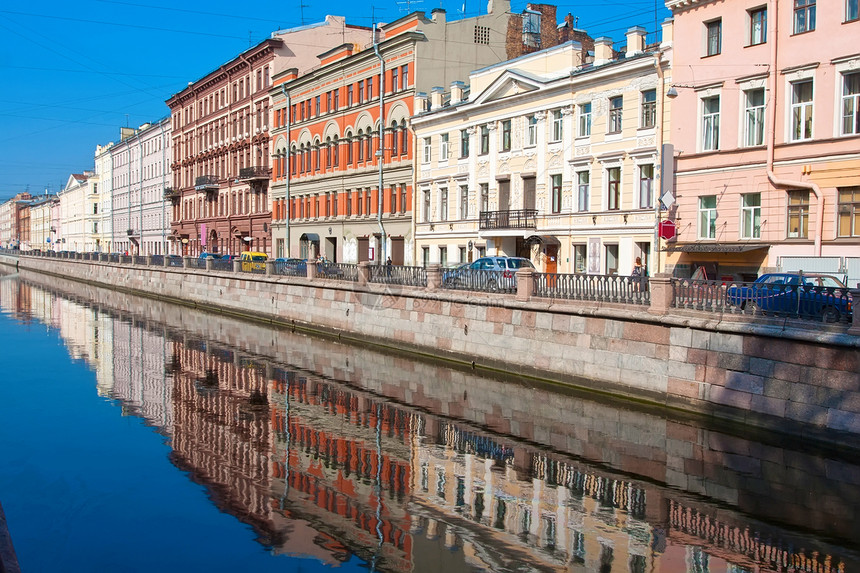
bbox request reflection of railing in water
[669,500,845,573]
[442,423,514,464]
[533,455,647,519]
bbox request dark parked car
[725,272,852,323]
[443,256,535,292]
[198,252,221,260]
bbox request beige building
[411,25,672,275]
[58,172,99,252]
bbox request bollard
[516,268,534,302]
[426,264,442,291]
[357,261,371,286]
[266,261,275,276]
[647,273,674,315]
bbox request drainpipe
[653,49,666,275]
[765,0,823,256]
[373,24,387,265]
[282,84,291,257]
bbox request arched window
[345,131,353,164]
[365,130,373,162]
[290,145,297,175]
[357,129,364,162]
[332,136,339,167]
[391,121,399,156]
[314,141,320,171]
[400,120,408,155]
[325,137,332,168]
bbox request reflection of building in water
[413,419,660,571]
[269,373,416,572]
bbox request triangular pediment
[471,70,545,106]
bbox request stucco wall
[3,253,859,447]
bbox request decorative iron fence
[672,278,853,324]
[188,258,208,270]
[534,273,650,305]
[211,258,234,272]
[317,262,358,282]
[369,264,427,287]
[272,260,307,277]
[478,209,538,230]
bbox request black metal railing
[479,209,537,230]
[317,262,358,282]
[442,268,519,293]
[194,175,219,190]
[238,166,269,181]
[164,187,179,199]
[534,273,650,305]
[369,264,428,287]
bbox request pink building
[664,0,860,282]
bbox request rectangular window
[367,77,373,100]
[744,88,766,147]
[333,90,339,111]
[837,187,860,237]
[347,85,353,106]
[358,82,364,103]
[794,0,816,33]
[605,244,619,275]
[527,115,537,146]
[422,137,432,163]
[842,72,860,135]
[423,190,431,222]
[848,0,859,21]
[460,129,470,158]
[480,125,490,154]
[440,246,448,267]
[702,95,720,151]
[741,193,761,238]
[639,164,654,208]
[551,174,562,214]
[326,92,332,112]
[401,64,408,90]
[315,96,320,116]
[609,97,623,133]
[577,171,590,212]
[460,185,469,219]
[607,167,621,210]
[578,103,592,137]
[480,183,489,213]
[749,7,767,45]
[699,195,717,239]
[501,120,511,151]
[440,133,449,160]
[787,190,810,238]
[390,186,397,215]
[706,19,722,56]
[422,246,430,266]
[552,110,563,141]
[641,90,656,128]
[459,247,467,263]
[791,80,813,141]
[365,189,371,215]
[392,68,399,93]
[400,184,407,214]
[573,244,587,273]
[440,188,448,221]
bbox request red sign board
[658,219,676,240]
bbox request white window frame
[699,195,717,239]
[701,94,720,151]
[527,115,538,146]
[638,164,654,209]
[847,0,859,22]
[551,110,563,142]
[748,6,767,45]
[640,90,656,129]
[740,193,761,239]
[840,71,860,136]
[743,87,766,147]
[439,187,448,222]
[704,19,721,56]
[500,119,512,152]
[422,137,432,163]
[794,0,816,34]
[576,170,590,212]
[550,173,563,214]
[578,103,592,137]
[790,79,814,142]
[440,133,449,161]
[608,96,623,133]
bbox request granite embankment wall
[3,254,859,447]
[15,269,860,545]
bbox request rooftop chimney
[430,86,444,110]
[593,37,614,65]
[626,26,647,57]
[450,81,466,105]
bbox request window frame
[787,189,810,239]
[460,129,470,158]
[848,0,859,21]
[606,166,621,211]
[638,164,654,209]
[440,133,449,160]
[608,97,623,133]
[551,174,563,214]
[480,125,490,155]
[526,115,537,147]
[705,19,722,56]
[740,193,762,239]
[790,79,814,142]
[793,0,816,34]
[748,7,767,45]
[837,187,860,237]
[701,95,721,151]
[422,137,432,164]
[698,195,717,239]
[841,71,860,136]
[576,170,590,212]
[743,87,766,147]
[640,90,656,129]
[459,185,469,219]
[500,119,512,152]
[578,103,592,137]
[551,109,563,142]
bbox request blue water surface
[0,308,367,572]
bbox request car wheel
[820,306,840,323]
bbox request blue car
[725,272,852,323]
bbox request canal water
[0,267,858,572]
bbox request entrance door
[545,244,558,274]
[325,237,337,263]
[391,237,404,265]
[357,237,369,262]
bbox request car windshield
[251,255,266,261]
[505,258,534,269]
[807,276,846,288]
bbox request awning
[524,235,561,246]
[299,233,320,242]
[667,243,769,253]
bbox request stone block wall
[5,254,860,445]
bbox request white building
[110,118,172,255]
[94,142,114,252]
[58,173,98,251]
[29,196,58,251]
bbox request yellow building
[411,24,672,275]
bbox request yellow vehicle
[240,251,268,272]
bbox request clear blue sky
[0,0,670,202]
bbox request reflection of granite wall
[6,256,859,448]
[15,268,860,552]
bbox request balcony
[237,165,269,182]
[194,175,219,192]
[479,209,537,230]
[164,187,180,200]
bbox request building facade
[165,17,362,257]
[0,193,32,249]
[411,26,671,274]
[272,0,552,264]
[29,196,58,251]
[664,0,860,281]
[110,119,172,255]
[94,142,114,252]
[57,173,97,252]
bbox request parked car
[443,256,535,292]
[240,251,268,272]
[725,272,852,323]
[198,252,221,260]
[273,258,307,275]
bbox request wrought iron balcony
[238,165,269,181]
[164,187,179,199]
[479,209,537,230]
[126,229,135,236]
[194,175,219,192]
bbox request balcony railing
[237,166,269,181]
[194,175,219,192]
[164,187,179,199]
[479,209,537,230]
